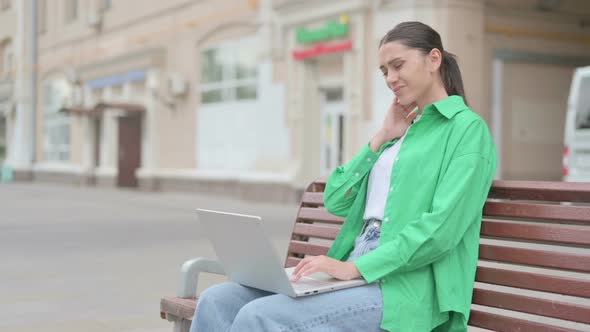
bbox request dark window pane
[325,88,343,102]
[201,49,223,83]
[201,90,223,103]
[236,85,256,100]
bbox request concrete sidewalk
[0,182,298,332]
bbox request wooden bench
[160,178,590,332]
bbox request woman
[190,21,497,332]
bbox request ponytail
[441,50,468,105]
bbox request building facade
[2,0,590,203]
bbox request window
[43,79,71,162]
[200,38,258,104]
[0,0,11,11]
[64,0,78,23]
[38,0,47,34]
[102,0,112,10]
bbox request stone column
[6,0,33,180]
[136,69,161,190]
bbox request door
[117,115,141,187]
[501,62,575,181]
[320,87,346,176]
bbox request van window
[575,75,590,130]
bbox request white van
[563,65,590,181]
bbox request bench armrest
[177,257,225,298]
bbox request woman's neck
[416,85,449,112]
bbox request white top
[363,114,421,221]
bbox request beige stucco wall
[0,6,16,42]
[36,0,259,171]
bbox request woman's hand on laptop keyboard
[289,255,361,282]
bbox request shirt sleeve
[354,152,495,283]
[323,143,380,217]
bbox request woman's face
[378,41,440,106]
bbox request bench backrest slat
[301,192,325,206]
[469,309,580,332]
[484,201,590,224]
[481,219,590,246]
[292,223,339,240]
[475,265,590,298]
[478,244,590,273]
[489,180,590,203]
[288,240,330,257]
[472,287,590,324]
[298,207,344,224]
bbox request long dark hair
[379,21,467,105]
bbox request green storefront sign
[296,15,349,44]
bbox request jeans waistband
[365,218,382,224]
[361,218,382,233]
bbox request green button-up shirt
[324,96,497,332]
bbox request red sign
[292,39,353,60]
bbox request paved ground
[0,182,298,332]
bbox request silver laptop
[196,208,367,297]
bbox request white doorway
[320,87,346,176]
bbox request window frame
[199,36,259,105]
[43,79,72,162]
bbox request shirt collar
[422,95,468,119]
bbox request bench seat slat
[481,219,590,246]
[489,180,590,203]
[476,265,590,298]
[468,309,579,332]
[297,207,345,224]
[479,244,590,272]
[293,223,339,240]
[484,201,590,224]
[472,288,590,324]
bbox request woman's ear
[428,48,443,72]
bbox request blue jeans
[189,282,384,331]
[347,218,381,262]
